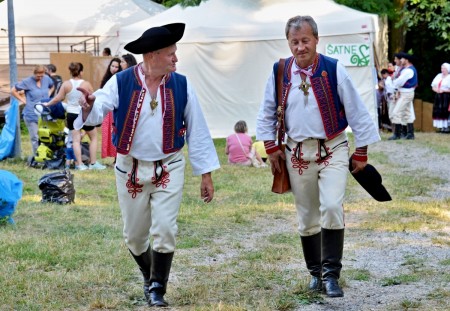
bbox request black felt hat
[124,23,185,54]
[395,52,415,63]
[349,157,392,202]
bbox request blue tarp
[0,170,23,224]
[0,98,19,160]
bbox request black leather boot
[129,247,152,302]
[321,228,344,298]
[149,251,174,307]
[388,124,402,140]
[300,232,322,291]
[406,123,415,140]
[401,125,407,138]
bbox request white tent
[120,0,387,138]
[0,0,165,62]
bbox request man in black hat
[389,52,418,140]
[75,23,220,307]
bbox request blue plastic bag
[0,98,19,160]
[0,170,23,224]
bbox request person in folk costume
[431,62,450,133]
[75,23,220,307]
[389,52,418,140]
[391,55,416,137]
[380,68,395,129]
[256,15,380,297]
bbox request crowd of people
[377,51,450,137]
[9,50,143,170]
[377,52,418,140]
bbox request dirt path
[294,136,450,311]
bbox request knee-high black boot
[322,228,344,298]
[406,123,415,140]
[300,232,322,291]
[388,124,402,140]
[149,251,174,307]
[129,247,152,302]
[401,125,407,138]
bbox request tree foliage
[151,0,205,8]
[334,0,395,18]
[400,0,450,51]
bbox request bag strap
[276,58,286,147]
[235,134,250,159]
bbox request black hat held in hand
[124,23,185,54]
[348,157,392,202]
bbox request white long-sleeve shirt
[74,69,220,176]
[256,59,380,148]
[393,66,415,93]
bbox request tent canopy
[0,0,165,58]
[121,0,387,138]
[121,0,380,44]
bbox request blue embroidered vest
[274,54,348,140]
[114,66,188,154]
[399,65,418,89]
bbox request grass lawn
[0,127,449,310]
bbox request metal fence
[0,35,100,64]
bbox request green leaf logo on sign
[325,44,370,67]
[350,45,370,66]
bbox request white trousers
[286,133,349,236]
[115,151,185,255]
[391,92,415,124]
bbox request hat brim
[349,157,392,202]
[124,23,185,54]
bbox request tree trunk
[388,0,407,58]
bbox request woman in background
[225,120,266,167]
[100,58,122,160]
[11,65,54,155]
[431,62,450,133]
[120,53,137,71]
[44,62,105,170]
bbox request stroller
[29,101,67,169]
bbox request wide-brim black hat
[394,52,415,63]
[124,23,185,54]
[349,157,392,202]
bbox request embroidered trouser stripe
[115,152,185,255]
[286,133,348,236]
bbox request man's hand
[200,172,214,203]
[77,87,96,122]
[268,149,286,175]
[350,158,367,174]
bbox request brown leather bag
[271,58,291,194]
[271,144,291,194]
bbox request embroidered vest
[114,66,188,154]
[398,65,418,89]
[274,54,348,140]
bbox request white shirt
[65,79,84,114]
[383,76,395,94]
[393,66,415,93]
[74,69,220,176]
[431,73,450,92]
[256,58,380,148]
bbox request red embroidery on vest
[117,88,146,152]
[162,88,175,152]
[311,73,339,136]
